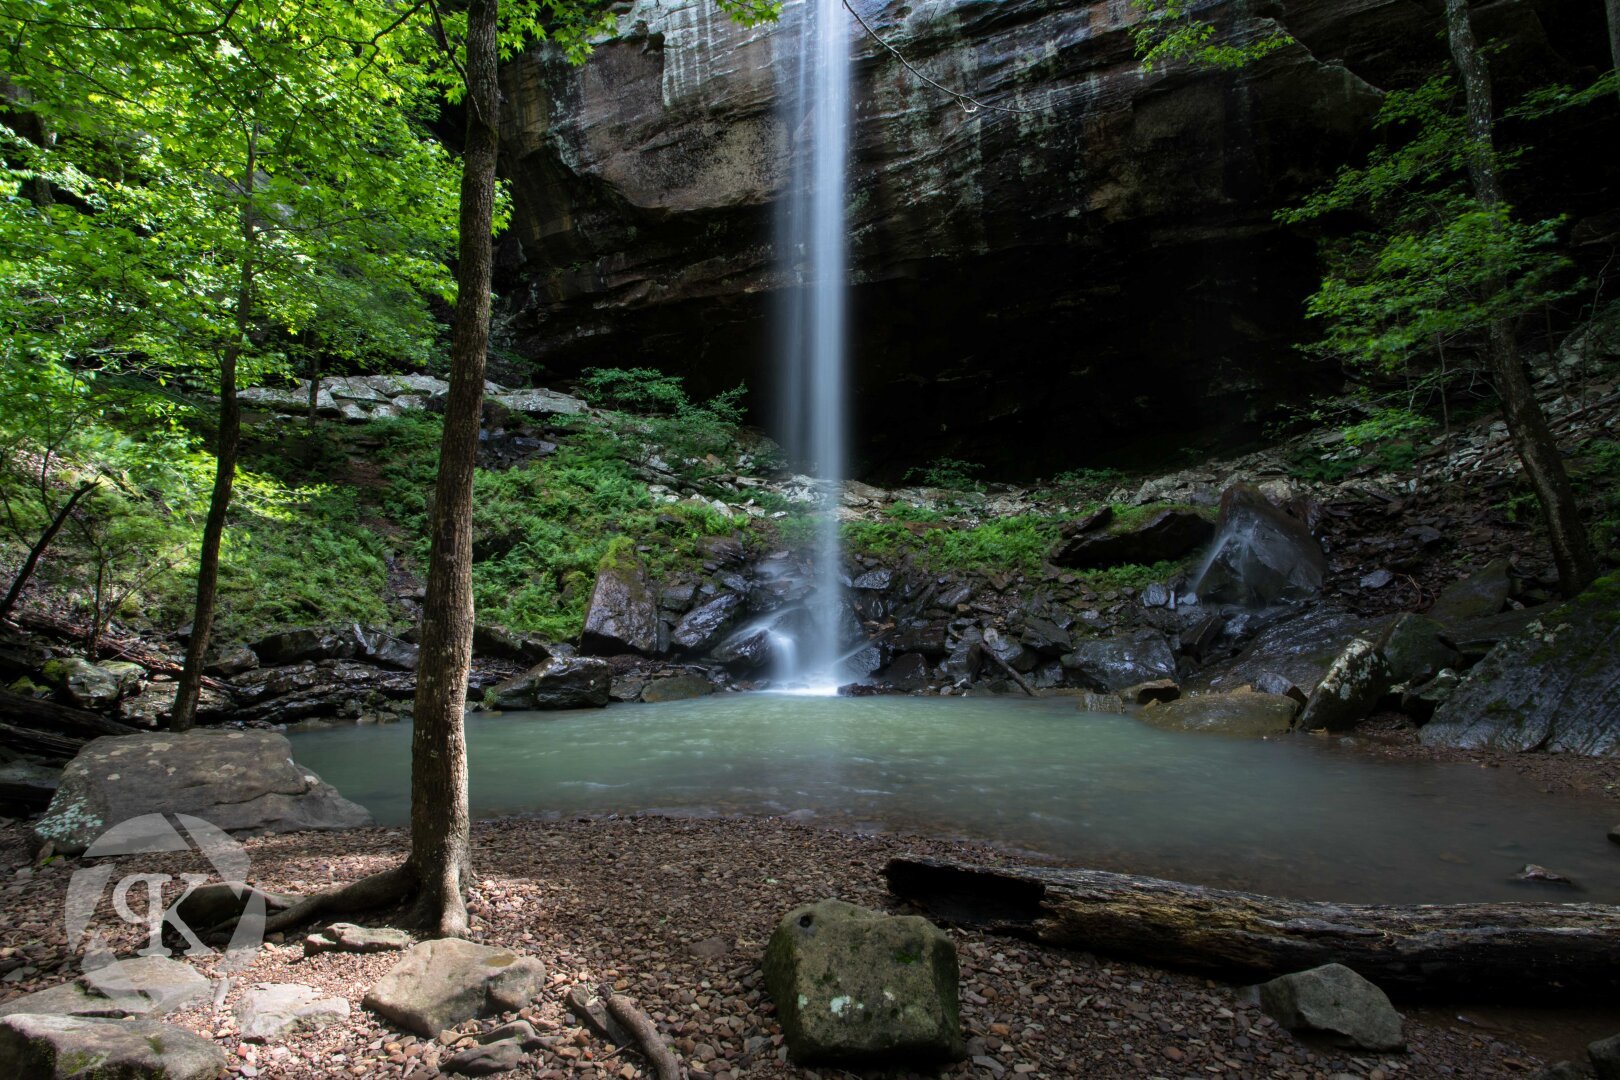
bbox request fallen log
[0,721,93,762]
[0,689,140,741]
[883,856,1620,1002]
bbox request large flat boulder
[0,956,210,1019]
[1060,632,1177,692]
[0,1013,227,1079]
[1420,575,1620,755]
[763,899,963,1065]
[363,939,547,1038]
[33,730,372,854]
[235,982,350,1041]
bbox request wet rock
[671,592,744,653]
[0,1014,227,1079]
[1140,690,1297,737]
[875,653,932,691]
[609,674,646,702]
[40,658,123,709]
[1254,963,1403,1051]
[487,656,611,710]
[304,922,413,956]
[1060,632,1177,692]
[982,628,1036,674]
[891,621,951,657]
[1400,668,1462,721]
[1250,671,1308,706]
[1610,825,1620,846]
[1421,575,1620,754]
[1189,607,1382,696]
[235,982,351,1041]
[711,626,772,670]
[1123,679,1180,705]
[1377,613,1461,686]
[1428,558,1513,623]
[1073,691,1128,715]
[580,554,659,655]
[639,673,715,703]
[1360,569,1394,590]
[33,730,372,854]
[205,645,259,677]
[1192,484,1325,607]
[1018,616,1073,656]
[0,956,210,1019]
[1053,510,1214,570]
[763,899,963,1065]
[1591,1032,1620,1079]
[1517,863,1576,886]
[1296,638,1392,732]
[472,625,552,664]
[852,569,893,591]
[363,939,547,1039]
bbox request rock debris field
[0,816,1589,1079]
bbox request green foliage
[904,457,986,492]
[1037,468,1126,504]
[1079,560,1186,592]
[574,369,750,474]
[1572,439,1620,561]
[843,515,1062,576]
[1129,0,1290,71]
[577,368,688,413]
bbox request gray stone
[1073,692,1128,715]
[580,555,660,656]
[204,646,259,677]
[1255,963,1403,1051]
[1592,1033,1620,1079]
[1250,672,1308,706]
[1421,575,1620,755]
[1140,690,1297,737]
[0,1013,227,1079]
[40,658,122,709]
[671,593,744,653]
[763,899,963,1065]
[1060,632,1177,692]
[362,939,547,1039]
[1194,484,1325,607]
[487,656,611,710]
[303,922,413,956]
[639,674,714,704]
[33,730,372,854]
[1296,638,1393,733]
[876,653,932,692]
[235,982,350,1041]
[445,1038,526,1075]
[851,569,892,591]
[1377,613,1462,686]
[0,956,211,1019]
[1428,558,1514,623]
[489,388,586,416]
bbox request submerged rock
[639,673,715,703]
[1140,689,1297,737]
[763,899,963,1065]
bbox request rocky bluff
[491,0,1615,477]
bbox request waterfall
[775,0,852,692]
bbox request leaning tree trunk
[1444,0,1597,596]
[171,128,257,732]
[0,479,97,622]
[884,857,1620,1002]
[404,0,501,938]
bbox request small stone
[235,982,351,1041]
[1517,863,1576,886]
[445,1037,527,1075]
[1254,964,1403,1051]
[305,922,414,955]
[1360,569,1394,590]
[364,939,547,1038]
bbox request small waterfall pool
[288,695,1620,905]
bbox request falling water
[775,0,852,690]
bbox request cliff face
[494,0,1612,477]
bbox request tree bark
[1608,0,1620,105]
[884,856,1620,1002]
[1443,0,1597,596]
[404,0,501,938]
[0,479,97,622]
[171,127,257,731]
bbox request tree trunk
[404,0,501,938]
[884,857,1620,1002]
[307,340,321,424]
[0,480,97,622]
[1443,0,1597,596]
[1608,0,1620,105]
[171,128,257,731]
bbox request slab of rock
[1193,484,1325,607]
[1139,690,1298,737]
[486,657,611,710]
[0,956,210,1019]
[1053,509,1214,570]
[1296,638,1392,733]
[0,1013,227,1078]
[1420,575,1620,755]
[1060,632,1177,692]
[490,388,586,417]
[639,673,714,704]
[1428,558,1513,623]
[580,555,659,655]
[763,898,963,1065]
[304,922,412,956]
[670,592,744,653]
[235,982,350,1041]
[33,730,373,854]
[363,939,547,1038]
[1254,963,1403,1051]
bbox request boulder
[0,758,59,814]
[204,645,259,677]
[0,956,210,1019]
[1191,607,1385,697]
[33,730,373,854]
[471,625,553,664]
[580,553,660,656]
[40,658,122,709]
[1018,616,1073,656]
[852,569,892,591]
[1428,558,1513,623]
[876,653,932,692]
[1139,690,1298,737]
[1053,509,1214,570]
[487,657,611,710]
[1295,638,1393,733]
[639,674,715,703]
[1532,1063,1589,1080]
[1591,1032,1620,1080]
[1377,613,1461,686]
[671,592,744,653]
[0,1014,227,1079]
[363,939,547,1038]
[1254,963,1403,1051]
[763,899,963,1065]
[249,627,335,666]
[1420,575,1620,755]
[1192,484,1325,607]
[235,982,350,1041]
[981,628,1036,674]
[1060,632,1177,692]
[489,388,586,417]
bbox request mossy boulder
[1296,638,1392,732]
[580,550,660,656]
[40,658,123,709]
[763,899,964,1065]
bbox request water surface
[289,694,1620,904]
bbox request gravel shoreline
[3,813,1612,1079]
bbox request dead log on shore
[0,691,139,762]
[883,856,1620,1002]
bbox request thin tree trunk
[1444,0,1597,596]
[0,480,97,622]
[307,338,321,424]
[1608,0,1619,104]
[171,128,257,731]
[404,0,500,938]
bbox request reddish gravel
[0,815,1608,1079]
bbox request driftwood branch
[603,993,680,1080]
[884,856,1620,1002]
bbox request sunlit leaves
[1129,0,1290,72]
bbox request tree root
[260,862,418,935]
[603,992,681,1080]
